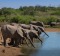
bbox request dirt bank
[45,28,60,32]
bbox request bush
[51,11,60,15]
[18,15,36,24]
[10,16,19,23]
[46,16,57,25]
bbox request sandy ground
[0,32,24,56]
[0,28,60,56]
[45,28,60,32]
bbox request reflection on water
[31,32,60,56]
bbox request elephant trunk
[37,36,42,44]
[43,31,49,37]
[38,27,49,37]
[27,33,35,48]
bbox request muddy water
[30,32,60,56]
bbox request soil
[0,32,24,56]
[0,28,60,56]
[45,28,60,32]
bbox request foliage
[51,11,60,15]
[10,16,19,23]
[0,6,60,24]
[46,16,57,25]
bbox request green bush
[51,11,60,15]
[18,15,36,24]
[46,16,57,24]
[10,16,19,23]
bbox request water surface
[31,32,60,56]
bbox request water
[30,32,60,56]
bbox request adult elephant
[1,24,24,46]
[49,22,56,27]
[22,28,42,44]
[1,24,35,47]
[29,21,44,27]
[31,25,49,37]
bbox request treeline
[0,5,60,24]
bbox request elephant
[21,28,42,44]
[31,25,49,37]
[49,22,56,27]
[1,24,23,46]
[29,21,44,27]
[1,24,35,48]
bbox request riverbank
[45,28,60,32]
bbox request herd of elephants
[1,21,49,48]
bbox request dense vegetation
[0,5,60,24]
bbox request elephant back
[30,21,44,27]
[16,26,24,38]
[6,25,17,35]
[20,24,30,29]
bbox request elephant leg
[14,39,18,47]
[21,38,24,44]
[1,34,6,46]
[3,38,6,46]
[19,38,21,45]
[8,38,14,46]
[17,39,20,46]
[26,33,35,48]
[19,38,23,45]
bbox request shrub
[46,16,57,25]
[10,16,19,23]
[51,11,60,15]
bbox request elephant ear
[16,26,24,37]
[6,25,17,35]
